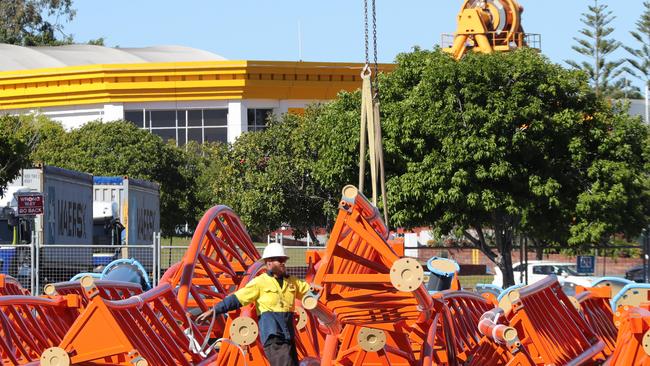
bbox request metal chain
[364,0,369,65]
[372,0,379,98]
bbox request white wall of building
[6,98,324,143]
[629,99,648,122]
[103,104,124,122]
[6,104,106,130]
[227,100,247,142]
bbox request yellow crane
[443,0,540,60]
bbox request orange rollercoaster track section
[44,277,144,308]
[303,185,434,366]
[0,275,29,296]
[165,205,260,309]
[575,286,618,357]
[0,295,79,365]
[1,276,142,365]
[424,291,512,366]
[38,205,261,366]
[608,304,650,365]
[487,275,607,366]
[46,282,215,366]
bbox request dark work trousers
[263,335,299,366]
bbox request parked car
[492,260,600,288]
[625,264,647,283]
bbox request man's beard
[273,267,286,277]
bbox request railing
[1,243,155,295]
[441,32,542,51]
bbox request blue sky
[66,1,646,89]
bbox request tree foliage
[197,115,330,240]
[32,121,194,235]
[566,0,624,97]
[0,114,65,192]
[0,0,76,46]
[0,116,31,192]
[623,1,650,91]
[301,48,650,287]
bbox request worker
[196,242,311,366]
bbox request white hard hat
[262,242,289,260]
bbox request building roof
[0,44,392,111]
[0,44,227,71]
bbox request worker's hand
[195,308,215,324]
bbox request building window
[204,109,227,127]
[151,128,176,142]
[124,110,144,128]
[247,108,273,131]
[124,108,228,146]
[150,110,176,128]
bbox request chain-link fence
[1,241,157,295]
[11,231,643,296]
[0,244,35,293]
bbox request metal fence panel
[36,244,155,295]
[0,244,34,293]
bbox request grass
[458,275,494,290]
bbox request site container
[93,176,160,271]
[5,166,94,279]
[92,176,160,245]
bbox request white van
[492,260,599,288]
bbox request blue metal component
[498,283,526,302]
[68,258,151,290]
[425,256,460,292]
[610,283,650,311]
[102,258,151,290]
[93,176,124,185]
[426,256,460,277]
[475,283,503,297]
[0,247,16,274]
[69,272,102,282]
[93,253,118,267]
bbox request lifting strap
[359,0,388,225]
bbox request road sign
[16,193,44,216]
[576,255,595,274]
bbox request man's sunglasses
[267,257,287,263]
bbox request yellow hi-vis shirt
[234,272,311,313]
[233,272,310,344]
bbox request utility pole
[645,81,650,124]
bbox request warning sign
[16,193,44,216]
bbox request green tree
[198,115,329,240]
[303,48,650,288]
[0,114,65,191]
[566,0,624,97]
[0,0,76,46]
[0,116,31,192]
[32,121,194,235]
[623,1,650,94]
[569,103,650,245]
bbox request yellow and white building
[0,44,375,144]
